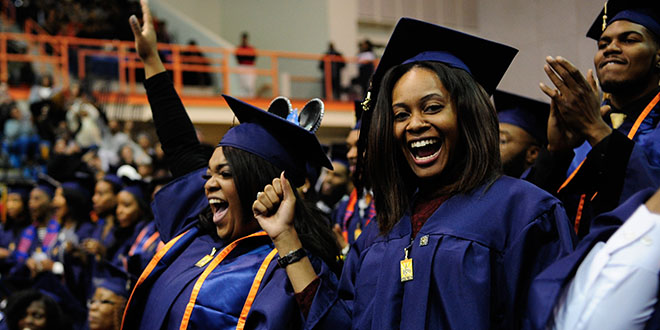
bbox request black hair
[4,289,64,330]
[363,62,501,234]
[201,146,340,272]
[61,188,92,224]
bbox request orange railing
[0,30,375,103]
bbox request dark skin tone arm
[539,56,612,151]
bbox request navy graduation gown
[525,188,660,330]
[331,189,375,246]
[530,88,660,237]
[123,167,341,330]
[315,176,575,329]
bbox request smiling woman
[120,1,340,329]
[252,17,577,329]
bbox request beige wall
[475,0,605,100]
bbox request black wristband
[277,248,306,268]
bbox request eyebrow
[207,163,229,172]
[600,30,645,41]
[392,92,446,109]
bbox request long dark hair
[364,62,501,234]
[4,289,65,330]
[201,146,340,272]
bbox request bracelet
[277,248,306,268]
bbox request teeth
[410,139,437,148]
[208,198,224,204]
[414,149,441,161]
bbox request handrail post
[172,44,182,92]
[60,39,69,89]
[78,49,86,79]
[271,55,278,97]
[221,49,229,95]
[323,56,333,101]
[118,41,126,93]
[0,34,7,82]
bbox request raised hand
[253,171,298,244]
[129,0,165,78]
[540,56,612,147]
[546,99,584,152]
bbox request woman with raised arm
[253,18,576,329]
[120,1,340,329]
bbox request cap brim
[371,17,518,97]
[222,95,332,170]
[586,0,660,40]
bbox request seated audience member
[494,90,550,178]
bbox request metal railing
[0,27,375,102]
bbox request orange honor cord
[127,228,149,256]
[121,229,190,329]
[235,248,279,330]
[557,91,660,196]
[574,194,586,234]
[179,232,269,330]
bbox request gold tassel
[602,1,608,31]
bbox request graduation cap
[33,175,58,200]
[60,181,93,218]
[586,0,660,40]
[494,90,550,145]
[366,17,518,110]
[218,95,332,187]
[61,181,91,202]
[93,261,136,299]
[101,174,123,193]
[121,183,146,204]
[7,180,35,202]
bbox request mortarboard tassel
[602,1,608,31]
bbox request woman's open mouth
[209,198,229,224]
[408,138,442,165]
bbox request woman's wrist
[272,228,303,257]
[143,55,166,79]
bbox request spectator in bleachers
[319,42,345,100]
[235,32,257,98]
[3,104,40,168]
[29,75,63,143]
[350,39,375,99]
[65,84,104,149]
[182,39,212,86]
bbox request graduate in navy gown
[494,90,550,179]
[82,175,122,260]
[253,18,576,329]
[527,0,660,237]
[121,2,340,328]
[0,181,32,273]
